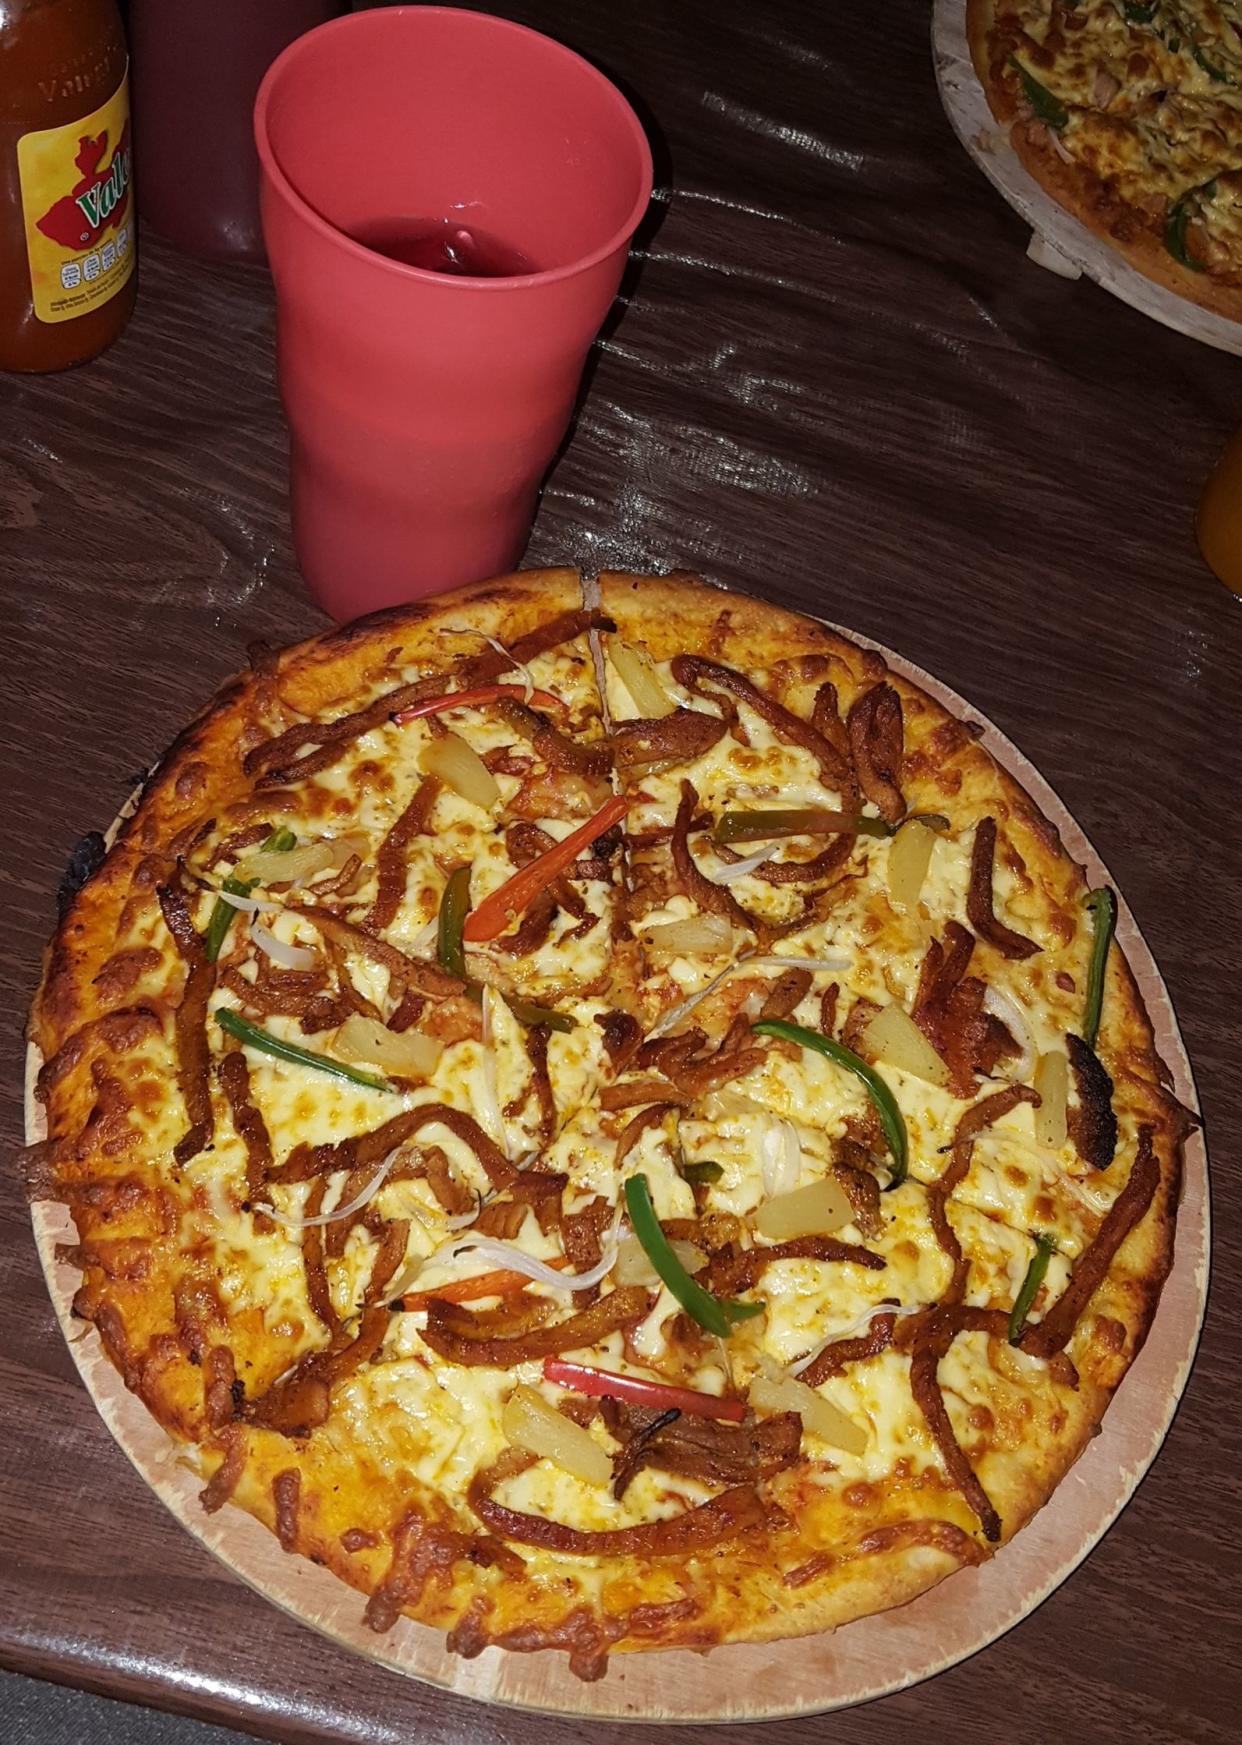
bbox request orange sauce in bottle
[0,0,135,371]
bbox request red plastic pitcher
[254,5,652,619]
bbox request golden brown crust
[965,0,1242,323]
[30,565,1186,1672]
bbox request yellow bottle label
[16,71,134,326]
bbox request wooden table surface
[2,1,1238,1740]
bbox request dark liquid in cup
[350,215,535,277]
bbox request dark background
[2,1,1238,1741]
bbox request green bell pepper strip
[681,1159,723,1186]
[437,866,471,982]
[436,868,575,1031]
[1082,886,1117,1049]
[624,1174,763,1338]
[714,807,891,845]
[1009,1232,1057,1343]
[1011,59,1069,130]
[752,1018,908,1188]
[216,1007,392,1093]
[202,825,297,963]
[506,997,576,1034]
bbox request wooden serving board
[25,618,1209,1724]
[933,0,1242,355]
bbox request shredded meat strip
[905,1303,1008,1542]
[367,776,440,931]
[217,1049,274,1232]
[594,1010,643,1071]
[244,1304,392,1437]
[286,906,461,998]
[496,695,612,779]
[710,1235,885,1295]
[615,1103,676,1170]
[300,1178,339,1332]
[609,709,728,775]
[931,1086,1040,1304]
[809,680,858,808]
[156,885,215,1164]
[1021,1126,1159,1360]
[671,779,763,935]
[967,818,1039,960]
[523,1025,557,1148]
[420,1285,649,1367]
[219,963,328,1022]
[411,1145,472,1214]
[602,1399,802,1498]
[244,608,612,785]
[846,682,905,825]
[911,922,1014,1098]
[562,1194,612,1306]
[1066,1033,1118,1171]
[599,1079,693,1111]
[797,1310,897,1388]
[273,1104,515,1190]
[755,832,855,887]
[670,654,855,795]
[468,1446,777,1556]
[757,969,812,1021]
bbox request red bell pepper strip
[542,1357,746,1423]
[463,793,630,943]
[393,684,561,724]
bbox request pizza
[968,0,1242,318]
[26,569,1191,1681]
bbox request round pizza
[968,0,1242,319]
[27,569,1190,1681]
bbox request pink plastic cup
[254,5,652,620]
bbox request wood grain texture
[1,0,1239,1739]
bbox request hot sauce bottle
[0,0,136,372]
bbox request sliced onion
[1034,1049,1069,1149]
[333,1013,442,1080]
[440,623,536,701]
[983,986,1034,1079]
[886,819,939,912]
[479,987,511,1161]
[250,920,318,973]
[641,914,735,957]
[503,1384,612,1486]
[749,1369,867,1456]
[861,1003,950,1089]
[419,731,500,811]
[444,1196,484,1230]
[215,888,264,914]
[615,1232,706,1286]
[266,1148,401,1231]
[714,845,778,883]
[645,954,850,1043]
[433,1213,623,1293]
[754,1176,852,1241]
[405,915,441,954]
[760,1118,801,1198]
[609,638,675,717]
[645,959,748,1040]
[789,1302,922,1375]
